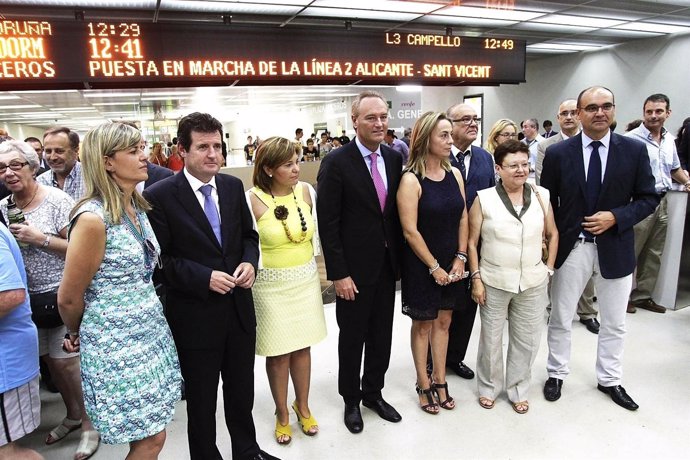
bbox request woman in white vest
[467,139,558,414]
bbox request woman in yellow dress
[246,137,327,446]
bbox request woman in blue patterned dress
[59,122,181,459]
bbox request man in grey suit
[537,99,600,335]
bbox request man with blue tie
[145,113,278,460]
[541,86,658,411]
[444,103,495,380]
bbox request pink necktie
[369,152,387,212]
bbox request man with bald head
[537,99,600,335]
[443,103,495,380]
[541,86,658,411]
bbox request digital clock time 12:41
[87,22,143,59]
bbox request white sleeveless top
[477,185,549,293]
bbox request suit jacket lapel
[216,175,233,254]
[571,133,587,197]
[466,147,477,183]
[599,134,618,204]
[348,145,382,214]
[173,173,222,250]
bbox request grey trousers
[477,281,548,403]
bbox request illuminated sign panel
[0,19,525,89]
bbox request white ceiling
[1,0,690,129]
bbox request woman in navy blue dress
[397,111,469,415]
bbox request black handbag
[30,290,64,329]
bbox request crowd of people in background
[1,86,689,459]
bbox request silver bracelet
[41,234,51,248]
[428,260,440,275]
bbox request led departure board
[0,19,526,89]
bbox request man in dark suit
[445,103,495,380]
[537,99,600,335]
[144,113,278,460]
[317,91,403,434]
[541,86,658,411]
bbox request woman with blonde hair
[60,122,181,459]
[485,119,518,155]
[149,142,168,168]
[397,111,469,414]
[246,137,326,445]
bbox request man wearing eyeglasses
[443,103,495,381]
[537,99,600,335]
[36,127,86,201]
[625,93,690,314]
[541,86,658,411]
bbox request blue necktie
[584,141,602,239]
[457,150,469,181]
[199,184,222,245]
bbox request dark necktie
[199,184,222,245]
[457,150,469,181]
[369,152,387,212]
[584,141,602,238]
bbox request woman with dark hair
[60,122,181,459]
[467,139,558,414]
[149,142,168,168]
[246,137,326,445]
[397,111,468,414]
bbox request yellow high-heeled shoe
[274,415,292,445]
[291,401,318,436]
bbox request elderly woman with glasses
[59,122,181,459]
[0,140,101,460]
[467,139,558,415]
[485,119,519,155]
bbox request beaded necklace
[270,187,308,244]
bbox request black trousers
[446,279,478,365]
[176,297,259,460]
[336,259,396,406]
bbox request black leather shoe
[597,384,639,411]
[362,398,402,423]
[543,377,563,401]
[249,450,281,460]
[579,318,600,334]
[344,403,363,433]
[447,362,475,379]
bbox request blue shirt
[0,224,39,393]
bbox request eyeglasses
[500,162,530,171]
[559,110,577,117]
[452,117,481,126]
[581,103,615,113]
[498,132,517,138]
[0,161,29,173]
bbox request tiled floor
[20,293,690,459]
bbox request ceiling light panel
[0,104,41,109]
[533,14,624,28]
[0,0,156,5]
[312,0,441,14]
[528,43,602,51]
[513,22,596,33]
[160,0,302,14]
[300,7,419,21]
[433,6,545,21]
[83,92,142,98]
[613,22,690,33]
[419,15,517,28]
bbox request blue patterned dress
[72,200,181,444]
